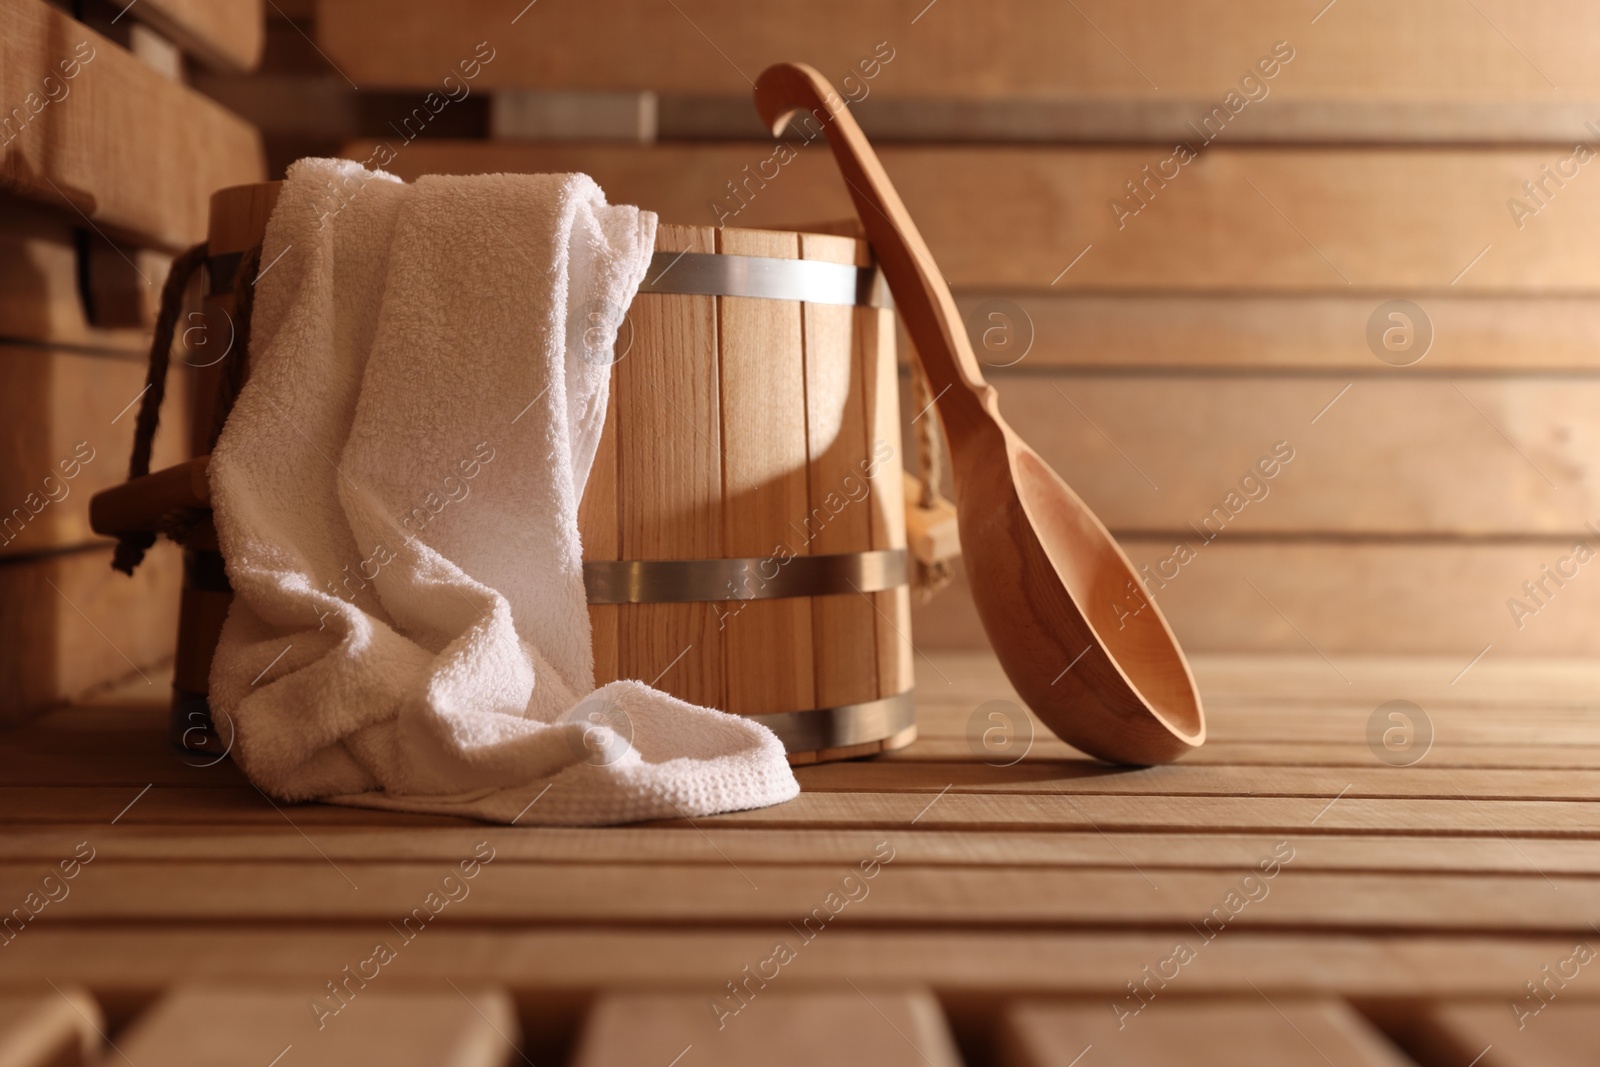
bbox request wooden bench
[1,648,1596,1063]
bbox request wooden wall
[191,1,1600,660]
[0,0,265,718]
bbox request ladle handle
[753,62,997,444]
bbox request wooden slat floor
[1,650,1597,1066]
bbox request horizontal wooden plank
[117,986,517,1067]
[947,294,1600,372]
[0,543,179,722]
[349,142,1600,292]
[913,540,1600,655]
[1000,998,1412,1067]
[665,94,1600,145]
[924,649,1600,709]
[917,375,1599,535]
[1,345,190,556]
[0,927,1588,1000]
[703,791,1600,838]
[131,0,264,73]
[574,990,961,1067]
[51,645,1600,715]
[890,738,1600,769]
[5,860,1598,933]
[789,762,1600,802]
[6,825,1600,875]
[2,0,265,249]
[5,785,1597,837]
[910,696,1600,747]
[317,0,1600,100]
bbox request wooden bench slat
[0,928,1586,1000]
[6,827,1600,876]
[572,989,962,1066]
[4,785,1598,836]
[788,762,1600,801]
[891,739,1600,770]
[999,997,1413,1067]
[114,986,517,1067]
[3,860,1597,934]
[1395,999,1600,1067]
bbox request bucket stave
[580,223,914,762]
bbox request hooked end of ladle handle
[753,62,840,138]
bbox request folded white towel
[208,158,800,825]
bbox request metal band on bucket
[211,250,893,307]
[638,251,891,308]
[584,548,906,605]
[748,689,916,752]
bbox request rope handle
[112,243,259,575]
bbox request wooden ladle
[754,63,1204,764]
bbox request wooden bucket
[174,183,914,763]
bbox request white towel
[208,158,799,825]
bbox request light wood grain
[919,648,1600,710]
[9,824,1600,875]
[4,860,1599,933]
[349,140,1600,293]
[801,232,881,710]
[788,761,1600,802]
[613,224,726,706]
[115,986,517,1067]
[1395,999,1600,1067]
[913,541,1600,656]
[0,927,1591,1000]
[572,989,962,1067]
[2,0,265,249]
[1000,997,1413,1067]
[863,293,913,700]
[936,375,1600,536]
[664,94,1600,145]
[317,0,1600,100]
[948,293,1600,371]
[715,226,815,715]
[6,784,1597,838]
[890,735,1600,769]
